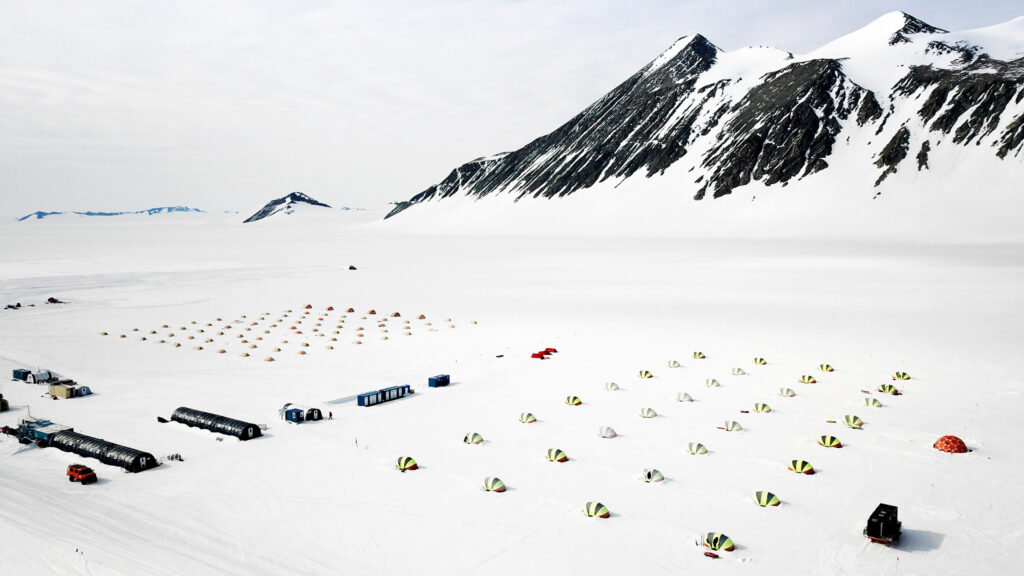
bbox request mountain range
[386,12,1024,219]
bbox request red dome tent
[934,435,967,453]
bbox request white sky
[0,0,1020,216]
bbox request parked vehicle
[67,464,97,485]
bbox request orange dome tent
[934,435,967,453]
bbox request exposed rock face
[387,12,1024,219]
[244,192,331,223]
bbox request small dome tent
[934,435,968,453]
[877,384,901,395]
[693,351,706,359]
[676,392,693,402]
[396,456,418,471]
[705,379,720,388]
[779,388,796,397]
[753,491,781,507]
[865,398,883,407]
[799,375,817,384]
[604,382,620,391]
[732,367,746,376]
[753,357,767,365]
[643,468,665,483]
[640,407,657,418]
[893,371,911,381]
[703,533,735,551]
[483,477,506,492]
[464,432,484,445]
[753,403,771,413]
[819,364,835,372]
[519,412,537,424]
[546,448,569,462]
[687,442,708,455]
[723,420,742,431]
[788,460,815,474]
[584,502,610,518]
[843,415,864,429]
[818,435,842,448]
[599,426,617,438]
[565,396,582,406]
[667,360,681,368]
[638,370,653,379]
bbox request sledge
[716,426,726,430]
[826,419,836,423]
[861,389,871,394]
[703,552,719,559]
[739,410,749,413]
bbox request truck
[67,464,98,485]
[864,503,902,545]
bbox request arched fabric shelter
[565,396,582,406]
[464,432,484,445]
[779,388,796,397]
[638,370,653,379]
[732,368,746,376]
[865,398,883,407]
[640,407,657,418]
[818,435,842,448]
[396,456,418,471]
[170,407,261,440]
[723,420,742,431]
[706,379,720,388]
[643,468,664,483]
[753,491,781,507]
[605,382,620,391]
[546,448,568,462]
[49,431,158,473]
[934,435,968,453]
[677,392,693,402]
[703,533,735,551]
[800,375,817,384]
[584,502,610,518]
[819,364,835,372]
[667,360,681,368]
[877,384,901,395]
[693,351,706,359]
[753,403,771,413]
[844,415,864,429]
[483,477,506,492]
[753,357,767,365]
[687,442,708,455]
[788,460,815,474]
[598,426,617,438]
[893,371,911,380]
[519,412,537,424]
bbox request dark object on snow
[348,265,357,270]
[358,385,411,407]
[12,369,31,381]
[171,407,262,440]
[4,302,22,310]
[428,374,450,388]
[703,552,719,559]
[46,297,67,304]
[51,431,159,473]
[864,503,902,545]
[157,416,169,423]
[0,394,8,412]
[305,408,323,421]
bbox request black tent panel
[171,407,262,440]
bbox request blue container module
[428,374,450,388]
[358,385,412,407]
[12,369,31,381]
[283,408,305,423]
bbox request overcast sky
[1,1,1020,216]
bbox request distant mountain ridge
[243,192,331,223]
[387,11,1024,218]
[17,206,203,221]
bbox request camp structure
[519,412,537,424]
[565,395,582,406]
[687,442,708,455]
[702,533,735,551]
[731,367,746,376]
[877,384,901,395]
[640,407,657,418]
[642,468,665,483]
[583,502,610,518]
[667,360,681,368]
[464,432,484,445]
[170,407,262,440]
[12,368,31,381]
[934,435,968,453]
[778,388,796,397]
[723,420,742,431]
[818,435,842,448]
[893,371,911,381]
[357,385,411,407]
[280,404,305,424]
[788,459,815,474]
[0,394,8,412]
[819,364,835,372]
[604,382,620,391]
[396,456,418,471]
[693,351,706,359]
[753,357,767,365]
[753,403,771,413]
[676,392,693,402]
[843,415,864,429]
[305,408,323,421]
[865,398,884,407]
[638,370,653,379]
[26,370,59,384]
[48,430,159,473]
[482,477,506,492]
[48,383,78,399]
[705,378,720,388]
[546,448,568,462]
[864,503,902,545]
[799,375,817,384]
[598,426,617,438]
[753,491,781,507]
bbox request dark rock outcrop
[243,192,331,223]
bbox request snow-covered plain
[1,208,1022,576]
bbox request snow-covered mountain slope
[17,207,204,221]
[243,192,332,223]
[387,12,1024,219]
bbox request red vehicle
[67,464,97,485]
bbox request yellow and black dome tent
[753,403,771,413]
[864,397,883,407]
[605,382,619,391]
[788,459,815,474]
[667,360,681,368]
[877,384,900,395]
[638,370,653,379]
[799,375,817,384]
[893,371,911,380]
[565,395,582,406]
[693,351,706,359]
[482,477,506,492]
[752,491,781,507]
[703,533,735,551]
[819,364,835,372]
[778,388,796,397]
[546,448,568,462]
[519,412,537,423]
[464,432,484,445]
[396,456,418,471]
[584,502,610,518]
[843,414,864,429]
[753,357,767,365]
[643,468,665,483]
[723,420,742,431]
[818,435,842,448]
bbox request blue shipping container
[428,374,450,388]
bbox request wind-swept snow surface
[1,217,1022,575]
